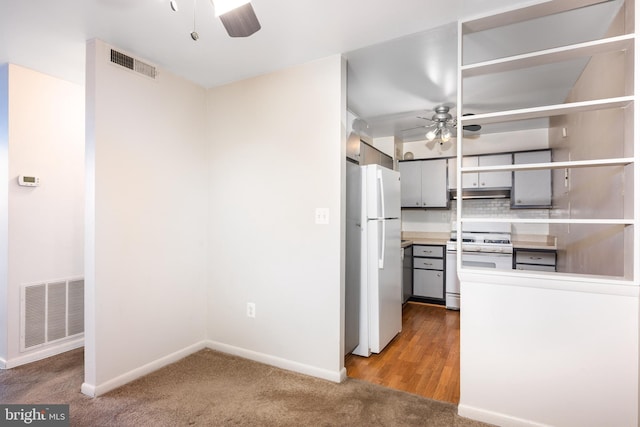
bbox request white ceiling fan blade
[218,2,261,37]
[401,125,427,133]
[213,0,251,16]
[417,116,435,123]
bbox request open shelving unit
[455,0,637,280]
[461,34,634,77]
[461,157,634,172]
[460,96,634,125]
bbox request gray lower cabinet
[402,245,413,303]
[412,245,445,301]
[414,269,444,298]
[514,248,557,271]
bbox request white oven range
[445,223,513,310]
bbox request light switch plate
[315,208,329,225]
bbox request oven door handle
[463,260,497,269]
[461,251,513,270]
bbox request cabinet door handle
[437,273,441,277]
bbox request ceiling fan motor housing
[432,105,453,123]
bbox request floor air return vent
[21,279,84,351]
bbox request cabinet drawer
[413,245,443,258]
[515,263,556,272]
[413,269,444,299]
[515,250,556,266]
[413,258,443,270]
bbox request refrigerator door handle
[377,169,385,219]
[379,220,385,269]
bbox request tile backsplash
[455,199,549,219]
[402,199,550,235]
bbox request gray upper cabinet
[462,154,512,189]
[399,161,422,206]
[448,158,457,189]
[479,154,512,188]
[399,159,448,208]
[512,150,552,208]
[461,156,478,189]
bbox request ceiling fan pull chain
[191,0,199,40]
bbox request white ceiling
[344,0,624,140]
[0,0,543,87]
[0,0,625,141]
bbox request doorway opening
[345,302,460,404]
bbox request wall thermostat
[18,175,40,187]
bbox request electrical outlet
[247,302,256,318]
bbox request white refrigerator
[352,164,402,357]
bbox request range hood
[449,188,511,200]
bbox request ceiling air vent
[109,48,157,79]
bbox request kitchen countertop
[401,232,449,248]
[401,232,557,250]
[511,235,558,251]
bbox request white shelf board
[460,96,634,125]
[460,158,634,173]
[459,268,638,294]
[460,218,634,225]
[462,0,615,34]
[462,34,634,77]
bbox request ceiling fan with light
[408,105,482,150]
[170,0,261,40]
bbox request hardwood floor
[345,302,460,404]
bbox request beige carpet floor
[0,348,492,426]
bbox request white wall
[205,55,346,380]
[371,136,395,158]
[459,271,638,427]
[83,40,209,395]
[2,64,84,367]
[0,64,8,363]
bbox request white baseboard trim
[81,340,345,398]
[206,340,345,383]
[81,341,208,397]
[339,366,347,382]
[1,337,84,369]
[458,404,551,427]
[80,382,96,397]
